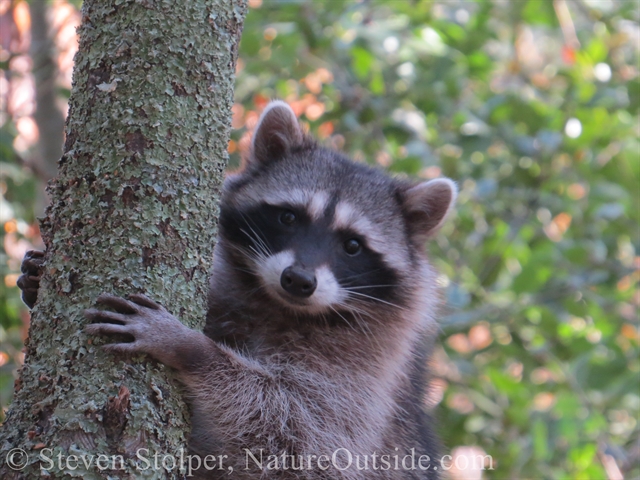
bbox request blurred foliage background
[1,0,638,478]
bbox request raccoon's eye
[343,239,362,256]
[279,210,297,226]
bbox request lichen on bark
[0,0,247,478]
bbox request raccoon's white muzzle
[255,250,344,311]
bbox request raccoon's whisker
[344,304,381,331]
[345,291,406,311]
[244,286,264,298]
[329,306,355,331]
[350,310,379,347]
[232,239,266,264]
[237,213,267,248]
[239,213,271,256]
[226,242,263,267]
[240,212,267,239]
[343,285,398,290]
[348,297,405,315]
[320,312,330,329]
[229,266,256,276]
[239,227,270,258]
[336,301,371,319]
[339,269,385,282]
[336,302,371,327]
[247,244,266,260]
[333,304,382,350]
[226,241,260,258]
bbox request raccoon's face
[219,101,456,317]
[220,190,402,314]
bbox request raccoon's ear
[403,178,457,242]
[250,101,304,165]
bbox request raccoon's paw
[84,293,193,369]
[16,249,45,309]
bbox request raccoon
[19,101,456,479]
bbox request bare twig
[554,0,581,49]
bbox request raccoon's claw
[127,293,161,310]
[84,321,133,337]
[17,249,45,309]
[101,342,145,355]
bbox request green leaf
[351,46,375,80]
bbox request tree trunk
[0,0,247,477]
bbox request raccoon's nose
[280,266,317,298]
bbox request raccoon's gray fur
[20,101,457,479]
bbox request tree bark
[0,0,247,477]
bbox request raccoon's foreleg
[84,294,364,471]
[84,294,287,439]
[17,249,45,309]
